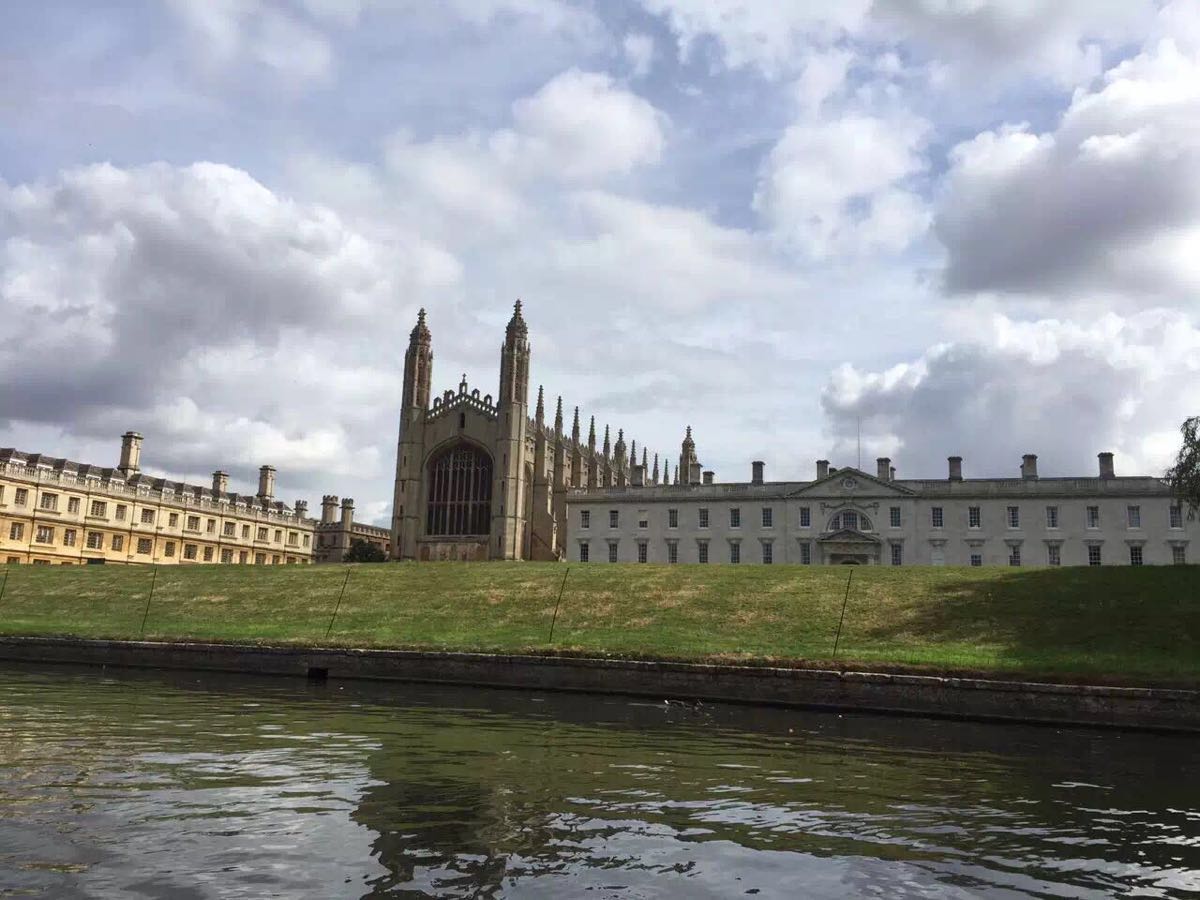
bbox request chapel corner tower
[391,308,433,560]
[493,300,531,560]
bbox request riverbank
[0,562,1197,685]
[1,637,1197,732]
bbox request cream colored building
[313,495,391,563]
[1,433,315,566]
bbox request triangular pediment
[817,528,881,544]
[786,467,914,498]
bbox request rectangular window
[164,541,175,558]
[1007,506,1020,529]
[35,525,54,544]
[931,507,944,528]
[800,542,811,565]
[184,544,198,560]
[637,516,648,530]
[968,506,981,529]
[223,522,236,537]
[207,519,216,533]
[272,555,280,565]
[239,551,247,564]
[1046,506,1059,529]
[256,527,268,541]
[761,541,773,564]
[274,529,282,543]
[889,506,901,528]
[241,524,250,539]
[1170,505,1183,528]
[1008,545,1021,566]
[730,508,741,528]
[67,497,80,514]
[697,541,709,563]
[1173,545,1186,565]
[609,510,619,529]
[799,507,811,528]
[580,510,590,529]
[667,541,678,564]
[1130,545,1144,566]
[141,509,155,524]
[115,504,127,521]
[15,488,28,506]
[221,548,233,563]
[1087,506,1100,528]
[169,513,179,527]
[287,532,298,547]
[63,528,76,547]
[698,508,709,528]
[1048,545,1061,566]
[608,541,618,563]
[186,515,200,532]
[842,511,858,531]
[303,534,310,548]
[668,508,678,528]
[111,534,124,552]
[970,553,983,567]
[137,538,152,555]
[761,507,773,528]
[203,546,214,562]
[9,522,24,540]
[729,542,740,564]
[40,493,58,511]
[1127,506,1141,528]
[891,543,902,566]
[86,531,103,550]
[1088,544,1102,566]
[89,500,106,518]
[255,553,266,565]
[637,541,648,563]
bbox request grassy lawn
[0,562,1197,685]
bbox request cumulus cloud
[0,161,455,495]
[755,113,931,257]
[821,309,1200,478]
[937,35,1200,300]
[623,33,655,78]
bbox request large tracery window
[829,511,872,532]
[426,444,493,536]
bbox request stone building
[567,439,1198,567]
[313,495,391,563]
[390,302,660,561]
[0,433,315,566]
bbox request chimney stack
[118,431,143,477]
[294,499,308,519]
[816,459,830,480]
[340,497,354,531]
[1098,452,1115,479]
[631,464,645,487]
[702,470,714,485]
[948,456,963,482]
[257,465,276,500]
[1021,454,1038,480]
[751,460,764,485]
[212,471,229,494]
[890,466,896,481]
[321,495,339,524]
[876,457,891,482]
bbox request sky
[2,0,1200,525]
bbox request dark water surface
[0,665,1197,898]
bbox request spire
[535,385,545,423]
[410,307,430,343]
[683,425,694,450]
[554,396,564,436]
[630,440,638,471]
[642,447,648,470]
[505,298,528,343]
[603,424,611,458]
[588,415,596,449]
[573,407,582,443]
[663,459,670,484]
[652,452,660,484]
[459,372,468,394]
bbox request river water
[0,664,1196,898]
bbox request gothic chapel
[390,302,658,561]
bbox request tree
[1166,415,1200,513]
[344,539,387,563]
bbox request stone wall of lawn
[1,636,1196,733]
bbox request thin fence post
[0,568,9,606]
[139,566,158,638]
[548,567,570,644]
[832,568,854,657]
[325,570,351,641]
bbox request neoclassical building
[390,304,1197,567]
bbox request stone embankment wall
[0,637,1195,733]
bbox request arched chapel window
[426,443,493,536]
